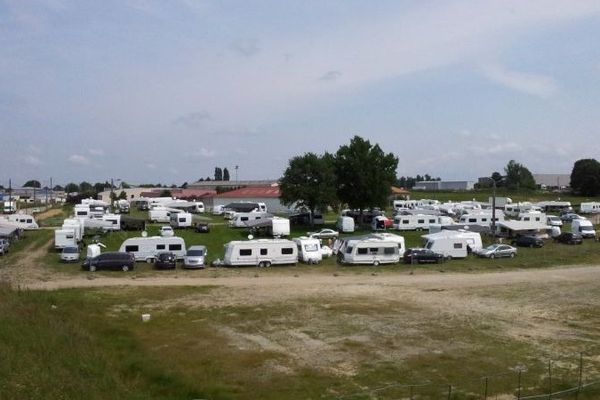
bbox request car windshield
[485,244,500,251]
[187,250,204,256]
[63,247,79,253]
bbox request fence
[334,353,600,399]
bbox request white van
[580,202,600,214]
[339,237,400,266]
[170,212,193,228]
[218,239,297,267]
[293,237,322,264]
[571,219,596,238]
[421,231,483,259]
[336,216,355,233]
[149,208,172,223]
[119,236,186,262]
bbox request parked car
[560,213,582,222]
[546,215,563,227]
[82,252,135,272]
[60,246,81,262]
[308,229,339,239]
[554,232,583,245]
[159,226,174,237]
[511,236,544,248]
[194,223,210,233]
[183,245,207,269]
[155,251,177,269]
[0,238,10,256]
[474,244,517,259]
[403,248,444,264]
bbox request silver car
[475,244,517,259]
[183,245,207,269]
[61,246,80,262]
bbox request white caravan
[54,229,77,249]
[165,200,205,213]
[293,237,323,264]
[62,219,84,241]
[580,202,600,214]
[536,201,573,214]
[102,214,122,231]
[369,232,406,254]
[149,208,173,223]
[392,199,424,212]
[504,203,541,218]
[119,236,186,262]
[421,231,483,259]
[572,219,596,238]
[336,216,355,233]
[2,214,38,230]
[458,211,505,227]
[393,214,454,231]
[3,201,17,213]
[219,239,298,267]
[268,217,290,237]
[338,237,400,266]
[517,212,547,224]
[170,212,193,228]
[229,212,271,228]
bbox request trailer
[338,237,400,266]
[580,202,600,214]
[458,211,505,227]
[293,237,323,264]
[118,236,187,262]
[229,212,271,228]
[2,214,38,230]
[393,214,453,231]
[170,212,193,228]
[217,239,297,267]
[55,229,77,250]
[421,231,483,259]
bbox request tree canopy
[24,180,41,188]
[504,160,536,190]
[570,158,600,196]
[334,136,398,211]
[279,152,337,222]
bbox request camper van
[119,236,186,262]
[393,215,453,231]
[338,237,400,266]
[217,239,297,267]
[421,231,483,259]
[458,211,505,227]
[517,212,547,224]
[571,219,596,238]
[170,212,193,228]
[580,202,600,214]
[149,208,172,223]
[293,237,322,264]
[229,212,271,228]
[336,216,355,233]
[62,219,84,241]
[54,229,77,249]
[2,214,38,230]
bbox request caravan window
[345,246,353,254]
[157,244,166,250]
[179,218,186,223]
[453,243,463,249]
[468,218,476,223]
[369,247,379,254]
[169,244,182,251]
[384,247,396,255]
[260,248,268,255]
[241,217,248,222]
[76,211,87,216]
[402,220,409,224]
[429,219,436,223]
[357,247,368,255]
[418,219,425,224]
[304,244,318,252]
[240,249,252,256]
[125,245,139,252]
[281,247,294,255]
[481,218,487,222]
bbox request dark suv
[155,251,177,269]
[511,236,544,248]
[403,248,444,264]
[554,232,583,245]
[82,252,135,272]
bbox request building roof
[390,186,410,195]
[191,179,278,188]
[215,186,281,198]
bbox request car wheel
[122,265,130,272]
[490,254,495,259]
[373,260,380,266]
[510,253,515,258]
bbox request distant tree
[491,171,504,187]
[170,184,177,189]
[79,181,94,196]
[214,167,223,181]
[121,181,131,189]
[180,181,188,189]
[93,182,108,194]
[504,160,536,190]
[53,185,64,191]
[198,178,204,182]
[570,158,600,196]
[118,190,127,200]
[280,152,337,224]
[335,136,398,217]
[205,177,211,181]
[223,167,230,181]
[0,185,4,190]
[159,189,172,197]
[24,180,41,188]
[65,183,79,193]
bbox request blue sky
[2,0,600,187]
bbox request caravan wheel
[373,260,380,266]
[264,261,271,268]
[258,261,265,268]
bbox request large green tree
[570,158,600,196]
[334,136,398,214]
[504,160,536,190]
[279,152,337,224]
[24,180,41,188]
[64,183,79,193]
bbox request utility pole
[491,179,497,238]
[235,165,239,186]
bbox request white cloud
[88,148,104,156]
[482,64,558,98]
[68,154,90,165]
[187,148,217,158]
[318,70,342,82]
[23,154,43,166]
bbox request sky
[2,0,600,187]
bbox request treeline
[197,167,231,182]
[396,175,441,189]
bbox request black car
[403,248,444,264]
[82,252,135,272]
[554,232,583,245]
[195,223,210,233]
[155,251,177,269]
[511,235,544,248]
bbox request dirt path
[0,238,64,286]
